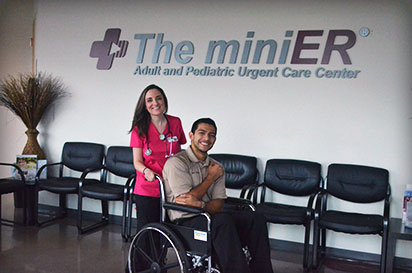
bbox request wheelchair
[127,175,254,273]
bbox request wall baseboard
[39,204,412,271]
[269,236,412,271]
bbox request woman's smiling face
[145,88,165,117]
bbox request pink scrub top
[130,115,186,197]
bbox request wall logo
[89,27,365,79]
[90,28,129,70]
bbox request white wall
[0,0,34,175]
[2,0,412,258]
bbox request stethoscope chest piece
[144,115,175,158]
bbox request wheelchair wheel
[128,223,189,273]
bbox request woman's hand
[143,168,156,181]
[133,148,157,181]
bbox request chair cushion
[209,154,257,189]
[319,210,383,234]
[80,183,125,200]
[256,202,312,225]
[0,178,25,194]
[62,142,105,172]
[327,164,389,203]
[39,177,99,193]
[105,146,135,178]
[264,159,321,196]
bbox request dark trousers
[134,194,160,231]
[180,211,273,273]
[128,195,161,272]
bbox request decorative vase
[22,129,45,160]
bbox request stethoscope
[145,115,178,158]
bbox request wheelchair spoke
[148,230,160,261]
[136,245,154,264]
[158,238,169,263]
[128,224,189,273]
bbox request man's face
[189,123,217,154]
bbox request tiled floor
[1,194,411,273]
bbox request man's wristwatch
[200,201,205,209]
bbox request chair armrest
[0,162,26,182]
[306,192,318,218]
[314,189,328,220]
[35,161,62,180]
[226,196,252,205]
[80,166,105,179]
[0,162,20,168]
[124,174,137,194]
[125,173,137,187]
[224,196,255,212]
[240,183,258,199]
[246,183,264,204]
[383,186,391,223]
[79,166,105,188]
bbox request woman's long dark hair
[129,84,168,137]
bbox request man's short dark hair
[191,118,217,135]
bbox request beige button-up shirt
[162,147,227,221]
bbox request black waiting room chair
[252,159,322,270]
[0,162,27,226]
[210,153,258,211]
[312,163,390,273]
[77,146,136,239]
[34,142,105,226]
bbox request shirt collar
[186,146,210,166]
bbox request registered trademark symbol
[359,27,370,37]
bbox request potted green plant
[0,72,68,160]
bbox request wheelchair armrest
[163,202,205,214]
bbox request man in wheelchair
[162,118,274,273]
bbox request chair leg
[77,192,83,233]
[34,186,39,225]
[102,200,109,221]
[59,193,67,218]
[380,229,389,273]
[127,194,135,239]
[78,197,110,235]
[303,222,311,269]
[321,227,326,258]
[36,189,70,227]
[121,195,128,240]
[312,221,320,269]
[22,188,27,225]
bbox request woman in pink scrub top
[129,84,186,233]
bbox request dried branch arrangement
[0,73,68,159]
[0,72,67,130]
